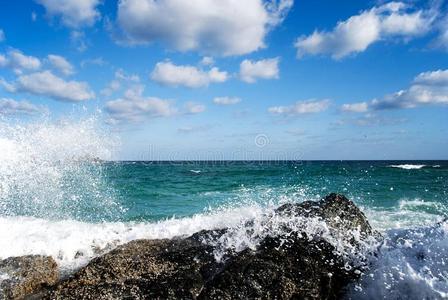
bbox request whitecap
[388,164,426,170]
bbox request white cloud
[213,96,242,105]
[70,31,88,52]
[0,29,4,42]
[200,57,214,66]
[6,71,95,102]
[345,69,448,111]
[184,101,206,114]
[104,85,177,122]
[295,2,435,59]
[150,61,228,88]
[268,99,330,115]
[437,19,448,49]
[414,69,448,85]
[100,69,140,97]
[341,102,369,113]
[0,55,6,67]
[81,57,107,68]
[0,78,16,93]
[35,0,101,28]
[0,98,47,115]
[0,50,41,74]
[117,0,293,56]
[374,69,448,109]
[240,57,279,83]
[177,125,210,134]
[100,80,121,97]
[47,54,74,76]
[115,69,140,82]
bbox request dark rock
[199,193,377,299]
[43,193,378,299]
[0,255,58,299]
[45,238,221,299]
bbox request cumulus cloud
[104,85,177,122]
[213,96,242,105]
[341,102,369,113]
[342,69,448,111]
[0,50,41,74]
[0,98,47,115]
[295,2,436,59]
[372,70,448,109]
[0,29,4,42]
[3,71,95,102]
[35,0,101,28]
[47,54,74,76]
[184,101,206,114]
[240,57,280,83]
[116,0,293,56]
[268,99,331,115]
[150,61,228,88]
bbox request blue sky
[0,0,447,160]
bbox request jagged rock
[44,193,378,299]
[0,255,58,299]
[276,193,374,235]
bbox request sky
[0,0,447,160]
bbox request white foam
[362,198,446,232]
[388,164,426,170]
[0,205,265,273]
[347,221,448,299]
[0,116,121,221]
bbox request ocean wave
[1,198,446,298]
[362,198,446,232]
[0,205,266,273]
[347,220,448,299]
[0,198,381,274]
[388,164,426,170]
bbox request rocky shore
[0,194,381,299]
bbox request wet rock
[0,255,58,299]
[45,193,378,299]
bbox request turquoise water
[107,161,448,224]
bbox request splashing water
[347,220,448,299]
[0,116,123,221]
[0,116,447,300]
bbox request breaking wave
[0,115,122,221]
[388,164,426,170]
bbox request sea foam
[347,220,448,299]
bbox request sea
[0,117,447,299]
